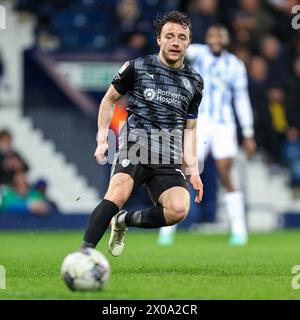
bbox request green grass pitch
[0,230,300,300]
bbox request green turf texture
[0,230,300,300]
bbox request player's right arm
[95,60,135,164]
[94,85,122,164]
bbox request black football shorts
[110,153,189,204]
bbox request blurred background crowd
[0,0,299,224]
[0,128,58,215]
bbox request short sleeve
[187,79,203,119]
[111,60,135,95]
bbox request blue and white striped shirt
[186,44,253,129]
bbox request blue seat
[59,30,109,51]
[51,8,109,32]
[141,1,164,20]
[52,11,79,31]
[72,0,117,10]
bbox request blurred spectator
[266,84,288,165]
[259,35,287,83]
[0,172,50,216]
[0,130,29,185]
[187,0,219,43]
[218,0,239,27]
[231,21,255,50]
[114,31,152,59]
[112,0,152,51]
[231,0,274,51]
[290,33,300,58]
[231,44,252,65]
[267,0,299,44]
[236,0,274,39]
[285,55,300,131]
[33,178,59,212]
[249,56,269,105]
[248,56,270,151]
[282,127,300,194]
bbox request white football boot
[108,210,128,257]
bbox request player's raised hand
[190,175,203,203]
[94,142,109,164]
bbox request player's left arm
[232,60,256,159]
[183,74,204,204]
[183,119,203,203]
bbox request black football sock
[125,205,167,228]
[81,199,119,249]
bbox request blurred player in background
[81,11,204,256]
[159,24,256,246]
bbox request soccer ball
[61,248,110,291]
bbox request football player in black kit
[81,11,204,257]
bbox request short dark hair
[154,11,192,39]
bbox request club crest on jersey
[121,159,131,168]
[182,77,191,90]
[143,88,156,101]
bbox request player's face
[206,27,228,55]
[157,22,191,67]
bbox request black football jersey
[111,54,203,164]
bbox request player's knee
[104,193,126,209]
[105,184,130,207]
[167,202,189,225]
[111,173,132,188]
[105,174,133,208]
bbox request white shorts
[197,116,238,162]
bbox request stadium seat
[59,30,108,51]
